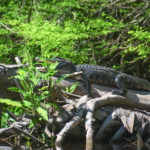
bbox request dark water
[57,142,144,150]
[0,142,144,150]
[0,144,141,150]
[63,144,112,150]
[58,142,122,150]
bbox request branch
[85,94,150,150]
[55,95,89,146]
[0,23,17,34]
[28,0,33,23]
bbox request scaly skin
[76,64,150,91]
[35,57,150,95]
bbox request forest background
[0,0,150,148]
[0,0,150,78]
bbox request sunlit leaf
[23,100,33,108]
[69,82,79,93]
[39,86,48,91]
[0,99,22,107]
[37,107,48,121]
[55,74,72,84]
[8,87,25,93]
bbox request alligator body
[35,57,150,95]
[76,64,150,94]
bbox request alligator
[35,57,150,96]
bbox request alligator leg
[113,74,127,95]
[80,74,91,97]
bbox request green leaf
[47,103,59,111]
[39,91,50,101]
[29,119,38,128]
[23,100,33,108]
[8,87,25,93]
[37,107,48,121]
[56,74,72,84]
[14,75,24,81]
[18,69,27,77]
[66,87,69,93]
[0,98,22,107]
[31,77,40,86]
[41,91,49,95]
[2,112,9,128]
[20,80,28,91]
[69,82,79,93]
[38,86,48,91]
[48,62,58,70]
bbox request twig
[0,138,14,147]
[0,126,13,134]
[0,124,44,145]
[13,126,44,145]
[14,57,24,101]
[61,90,81,98]
[33,0,39,14]
[28,0,33,23]
[20,0,25,10]
[0,63,23,69]
[6,111,19,120]
[0,23,17,34]
[15,57,22,65]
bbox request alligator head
[35,56,77,74]
[51,57,76,74]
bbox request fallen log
[50,76,150,102]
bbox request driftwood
[0,63,150,150]
[96,107,150,141]
[49,77,150,150]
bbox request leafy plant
[66,82,79,93]
[1,55,79,128]
[5,57,58,124]
[0,0,150,86]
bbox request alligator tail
[125,74,150,91]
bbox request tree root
[55,93,150,150]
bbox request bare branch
[0,23,17,34]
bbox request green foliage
[6,57,58,122]
[0,98,22,107]
[1,55,79,126]
[127,26,150,58]
[37,106,48,121]
[66,82,79,93]
[0,0,149,73]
